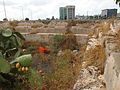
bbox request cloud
[74,0,119,15]
[0,0,119,20]
[29,0,50,6]
[0,0,16,6]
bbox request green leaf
[116,0,120,4]
[2,28,12,37]
[14,32,25,41]
[0,52,3,58]
[10,54,32,67]
[13,34,23,47]
[0,57,10,73]
[0,46,4,51]
[0,74,6,82]
[14,49,21,59]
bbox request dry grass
[9,20,19,28]
[83,21,109,73]
[88,20,114,37]
[115,29,120,51]
[31,23,43,28]
[45,49,82,90]
[29,49,83,90]
[82,45,106,73]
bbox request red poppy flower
[38,47,49,54]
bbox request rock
[57,50,63,56]
[73,66,105,90]
[104,53,120,90]
[72,50,79,56]
[73,50,78,53]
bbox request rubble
[73,66,105,90]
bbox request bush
[51,28,79,53]
[28,68,45,90]
[42,20,51,25]
[51,35,65,53]
[3,18,8,21]
[25,18,29,21]
[60,29,79,50]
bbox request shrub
[60,28,79,50]
[3,18,8,21]
[51,34,65,53]
[25,18,29,21]
[51,27,79,53]
[28,68,45,90]
[42,20,51,25]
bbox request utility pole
[22,7,24,20]
[87,11,88,19]
[3,0,7,19]
[30,10,33,20]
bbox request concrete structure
[101,9,117,18]
[117,13,120,18]
[76,15,86,20]
[59,7,67,20]
[73,66,106,90]
[66,5,75,20]
[59,5,75,20]
[104,53,120,90]
[22,33,88,44]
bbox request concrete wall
[104,53,120,90]
[23,33,88,44]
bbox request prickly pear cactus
[2,28,12,37]
[11,54,32,67]
[0,28,25,60]
[0,28,32,84]
[0,57,10,73]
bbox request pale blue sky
[0,0,119,20]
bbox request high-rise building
[59,7,67,20]
[66,5,75,20]
[59,5,75,20]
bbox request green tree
[115,0,120,6]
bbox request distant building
[117,13,120,18]
[59,5,75,20]
[76,15,87,20]
[59,7,67,20]
[101,9,117,18]
[51,16,55,20]
[66,5,75,20]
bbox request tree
[115,0,120,6]
[115,0,120,3]
[3,18,8,21]
[25,18,29,21]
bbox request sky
[0,0,119,20]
